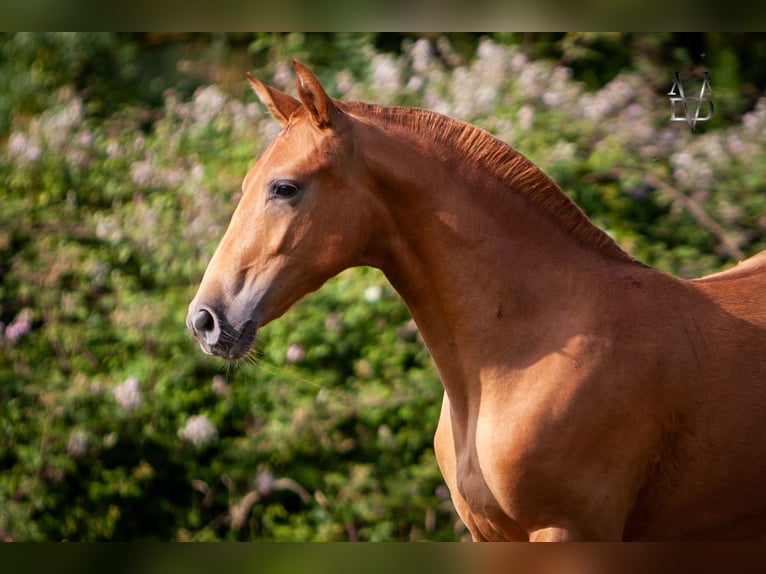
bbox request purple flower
[4,309,32,342]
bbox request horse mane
[342,101,636,264]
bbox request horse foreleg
[528,527,579,542]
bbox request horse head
[187,61,382,359]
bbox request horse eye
[269,180,301,200]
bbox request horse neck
[353,112,639,407]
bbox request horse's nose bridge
[205,231,259,298]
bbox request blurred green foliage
[1,33,765,541]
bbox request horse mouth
[224,319,258,360]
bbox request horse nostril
[189,306,223,349]
[193,308,214,333]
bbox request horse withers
[187,60,766,541]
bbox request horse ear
[292,59,338,129]
[246,72,301,126]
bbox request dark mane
[342,101,635,264]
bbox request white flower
[407,76,424,92]
[106,140,121,158]
[364,285,382,303]
[542,91,564,107]
[324,313,343,333]
[256,470,274,495]
[211,375,229,396]
[672,151,694,169]
[517,63,547,99]
[726,134,745,156]
[285,343,306,364]
[410,38,433,75]
[191,85,226,128]
[273,60,294,89]
[517,105,535,131]
[130,160,154,187]
[66,430,89,457]
[605,78,635,106]
[178,415,218,447]
[164,168,184,187]
[371,53,402,95]
[476,38,505,64]
[7,132,42,163]
[509,51,528,72]
[743,111,760,132]
[95,213,122,243]
[113,376,142,411]
[41,96,84,149]
[335,70,354,95]
[581,93,613,121]
[103,432,118,449]
[77,131,93,148]
[623,103,644,120]
[549,142,576,164]
[191,163,205,182]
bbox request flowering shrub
[1,33,764,541]
[178,415,218,447]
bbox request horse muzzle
[186,304,258,360]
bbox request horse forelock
[341,101,635,263]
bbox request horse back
[691,250,766,327]
[618,256,766,539]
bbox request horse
[187,60,766,541]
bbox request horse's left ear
[292,59,338,129]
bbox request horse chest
[434,385,646,541]
[434,398,536,540]
[453,450,529,541]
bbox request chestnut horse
[187,61,766,541]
